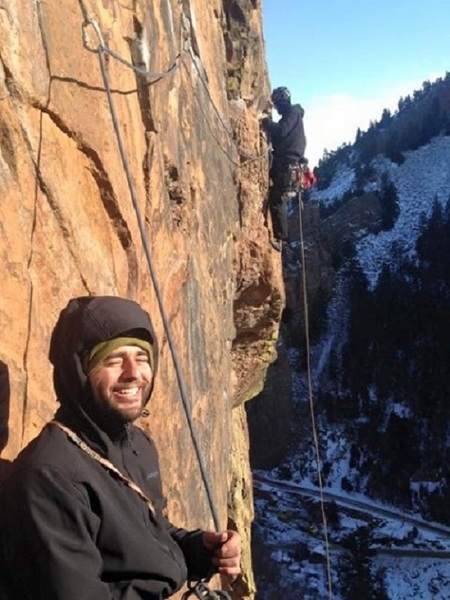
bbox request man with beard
[0,295,241,599]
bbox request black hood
[49,296,158,445]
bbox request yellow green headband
[87,337,153,374]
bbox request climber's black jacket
[263,103,306,169]
[0,296,213,599]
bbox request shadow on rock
[0,360,12,482]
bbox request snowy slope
[357,136,450,288]
[313,135,450,288]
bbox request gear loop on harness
[281,162,302,200]
[181,580,231,600]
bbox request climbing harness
[282,163,303,199]
[181,580,231,599]
[281,161,315,201]
[297,186,334,600]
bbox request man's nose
[122,358,139,379]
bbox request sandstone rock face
[246,341,293,470]
[0,1,283,596]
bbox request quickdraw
[181,580,231,599]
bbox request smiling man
[0,296,240,599]
[88,342,154,423]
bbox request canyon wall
[0,0,284,596]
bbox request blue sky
[262,0,450,167]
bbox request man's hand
[202,530,241,577]
[260,116,271,132]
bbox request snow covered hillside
[313,136,450,288]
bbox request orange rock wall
[0,0,283,597]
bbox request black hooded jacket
[263,103,306,170]
[0,296,213,599]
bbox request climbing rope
[72,4,274,595]
[77,0,267,168]
[82,25,186,81]
[297,191,333,600]
[185,47,269,167]
[83,11,235,598]
[77,0,221,535]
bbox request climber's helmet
[271,86,291,108]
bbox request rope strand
[75,3,221,533]
[96,44,221,532]
[77,0,267,166]
[297,194,333,599]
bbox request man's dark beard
[84,384,152,436]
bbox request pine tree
[378,174,400,230]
